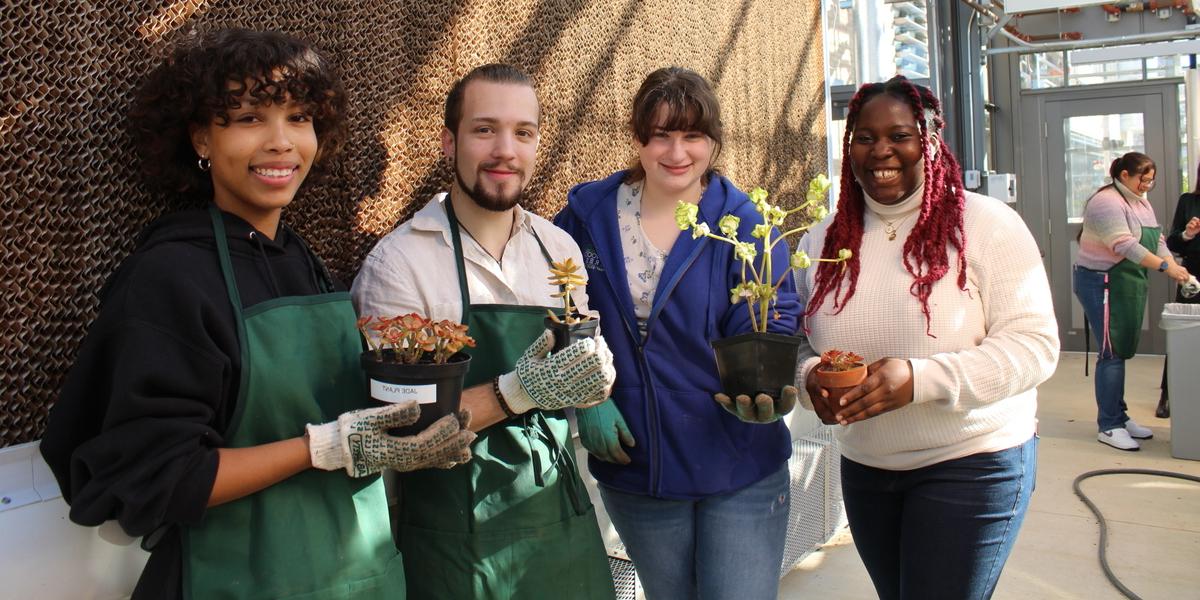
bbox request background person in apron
[40,29,475,600]
[1074,152,1190,451]
[352,64,618,599]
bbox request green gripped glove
[713,385,798,424]
[497,330,616,414]
[576,400,635,464]
[306,402,476,478]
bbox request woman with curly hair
[40,29,474,600]
[795,75,1059,599]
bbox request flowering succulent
[357,314,476,364]
[675,174,850,332]
[546,257,594,325]
[819,349,864,372]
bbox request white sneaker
[1125,419,1153,440]
[1098,428,1140,451]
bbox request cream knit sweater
[796,189,1060,470]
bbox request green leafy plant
[675,174,851,332]
[546,257,593,325]
[357,314,476,364]
[819,349,864,372]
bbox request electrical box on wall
[963,170,982,190]
[985,173,1018,204]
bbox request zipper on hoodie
[639,237,708,497]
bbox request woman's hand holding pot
[833,358,914,425]
[803,371,840,425]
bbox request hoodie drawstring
[248,231,283,299]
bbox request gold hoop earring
[197,157,211,172]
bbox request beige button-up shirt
[351,193,590,323]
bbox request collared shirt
[351,193,590,323]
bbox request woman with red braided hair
[794,75,1059,599]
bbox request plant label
[370,380,437,405]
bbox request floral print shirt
[617,181,668,338]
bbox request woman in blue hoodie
[554,67,801,600]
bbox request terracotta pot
[813,363,867,404]
[361,350,471,436]
[710,332,804,398]
[544,315,599,352]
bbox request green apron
[182,206,404,599]
[395,200,614,599]
[1105,226,1161,359]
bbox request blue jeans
[841,436,1038,600]
[1073,265,1130,431]
[597,464,789,600]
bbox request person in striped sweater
[1074,152,1189,450]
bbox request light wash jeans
[841,436,1038,600]
[1073,264,1132,431]
[597,464,789,600]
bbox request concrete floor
[778,352,1200,600]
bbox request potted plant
[357,314,476,435]
[675,175,851,397]
[812,349,867,405]
[544,257,599,352]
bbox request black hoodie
[40,207,341,599]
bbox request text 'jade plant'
[675,174,851,332]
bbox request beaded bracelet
[493,375,517,419]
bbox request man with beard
[351,64,618,599]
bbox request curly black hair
[129,28,347,199]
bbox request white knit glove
[497,330,616,414]
[306,402,476,478]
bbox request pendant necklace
[880,212,916,241]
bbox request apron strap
[209,204,246,323]
[443,197,474,324]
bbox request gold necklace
[880,212,916,241]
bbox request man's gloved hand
[576,400,635,464]
[306,402,476,478]
[714,385,798,424]
[497,330,616,414]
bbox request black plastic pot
[544,315,600,352]
[361,350,471,436]
[710,332,803,398]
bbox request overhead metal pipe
[986,27,1200,55]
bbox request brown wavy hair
[806,75,967,336]
[129,28,347,200]
[625,67,723,183]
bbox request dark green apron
[1105,226,1160,359]
[183,206,403,599]
[395,200,614,599]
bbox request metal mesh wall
[0,1,827,447]
[780,430,844,577]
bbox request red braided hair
[805,76,967,336]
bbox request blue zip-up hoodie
[555,171,800,500]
